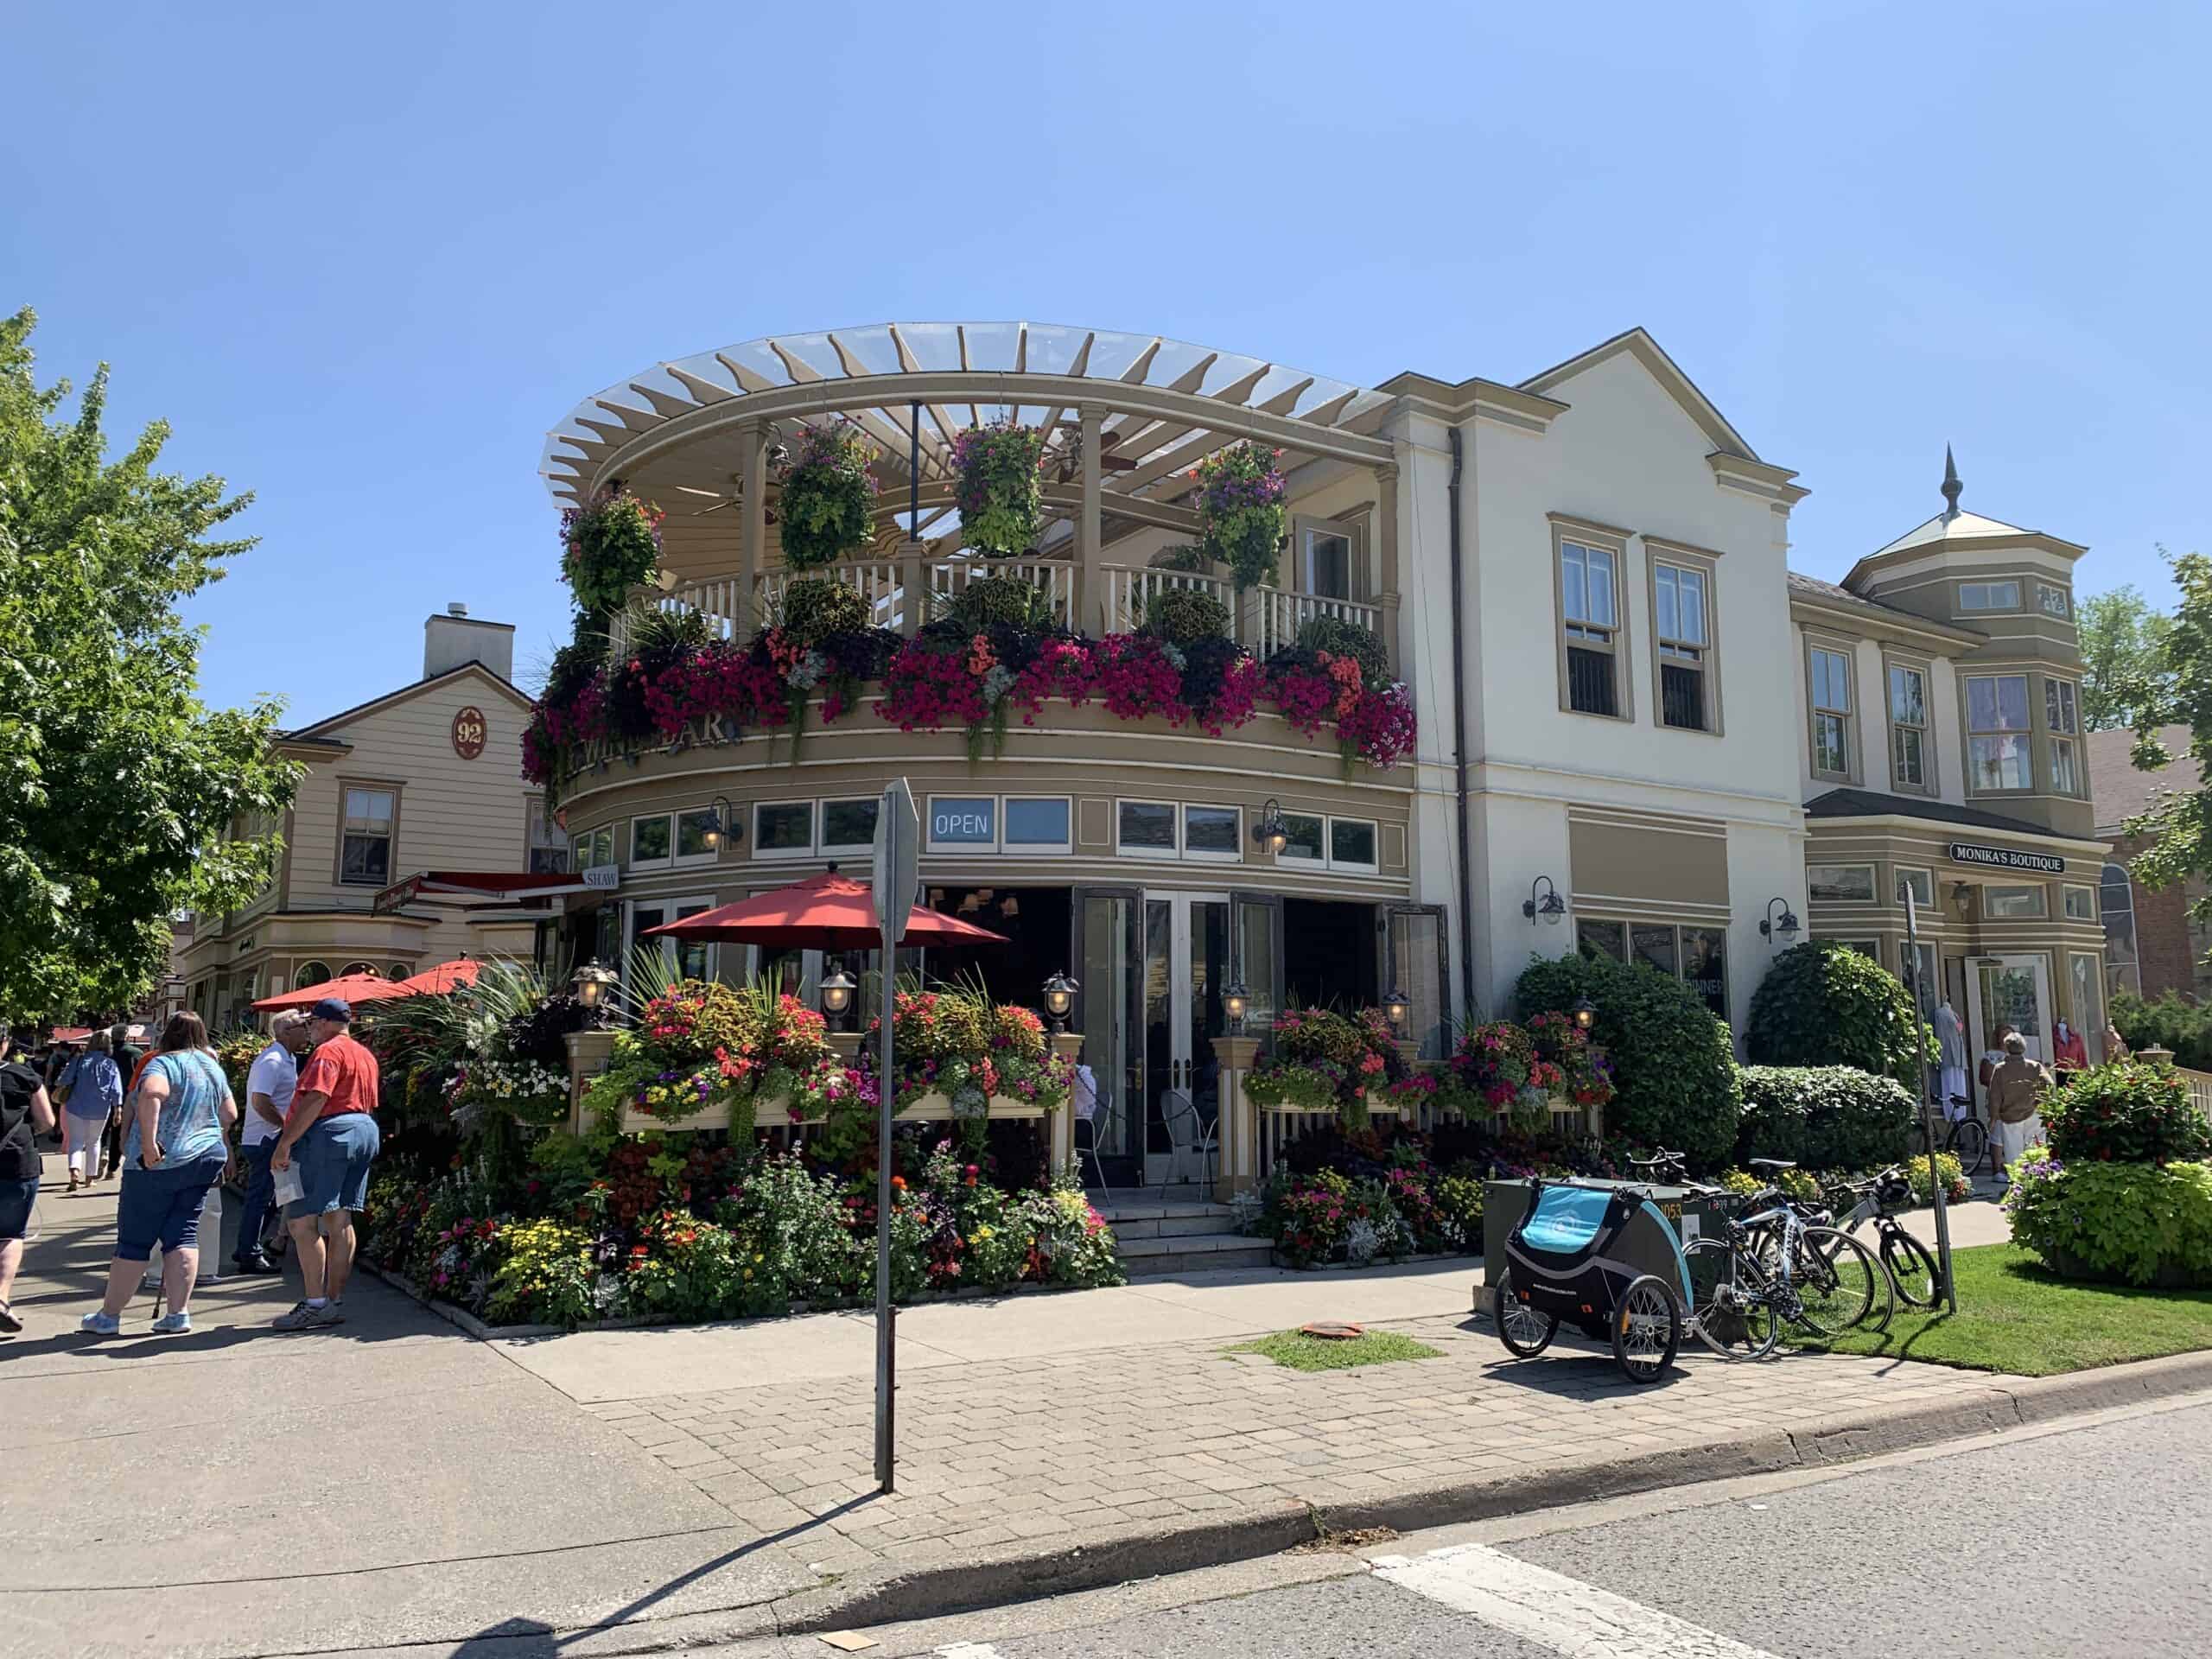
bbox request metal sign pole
[871,779,918,1494]
[1904,889,1958,1313]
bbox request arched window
[340,960,376,978]
[390,962,410,982]
[2101,861,2140,998]
[294,961,333,991]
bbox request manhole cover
[1300,1320,1364,1340]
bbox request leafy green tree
[0,308,299,1019]
[2119,551,2212,945]
[2078,581,2175,731]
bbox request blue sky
[9,2,2206,721]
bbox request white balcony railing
[927,557,1074,627]
[1096,564,1236,635]
[1255,587,1383,660]
[758,560,907,633]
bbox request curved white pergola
[539,322,1397,532]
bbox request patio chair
[1157,1088,1217,1200]
[1072,1064,1109,1194]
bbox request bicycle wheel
[1881,1227,1941,1308]
[1950,1116,1989,1176]
[1683,1236,1780,1359]
[1794,1226,1892,1334]
[1611,1274,1680,1384]
[1491,1268,1559,1358]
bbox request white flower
[1344,1218,1380,1266]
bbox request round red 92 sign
[451,705,488,760]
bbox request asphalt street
[734,1392,2212,1659]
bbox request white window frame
[1965,672,2034,794]
[668,894,719,983]
[1277,811,1326,866]
[1115,798,1182,860]
[1326,817,1380,874]
[2038,583,2072,619]
[925,794,1001,855]
[820,797,881,860]
[1650,557,1717,734]
[1895,866,1936,909]
[1958,579,2023,613]
[1807,642,1855,781]
[628,813,676,871]
[752,799,817,860]
[2045,677,2083,798]
[1554,528,1629,721]
[1001,795,1074,856]
[1294,515,1367,602]
[339,785,398,887]
[673,805,722,868]
[2063,884,2097,922]
[1982,883,2049,919]
[1809,863,1878,904]
[1886,658,1932,793]
[1181,804,1243,864]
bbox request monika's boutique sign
[1947,842,2065,875]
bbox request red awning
[372,870,610,916]
[641,869,1009,951]
[51,1027,93,1043]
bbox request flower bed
[1245,1007,1407,1131]
[582,982,841,1135]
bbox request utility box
[1477,1179,1731,1319]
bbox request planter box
[618,1094,792,1135]
[896,1092,1049,1122]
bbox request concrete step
[1103,1211,1239,1241]
[1114,1231,1275,1277]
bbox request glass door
[1142,892,1230,1187]
[1968,954,2053,1103]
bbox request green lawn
[1785,1243,2212,1376]
[1224,1329,1443,1372]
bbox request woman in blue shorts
[79,1011,237,1337]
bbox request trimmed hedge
[1745,940,1935,1092]
[2044,1061,2212,1165]
[1736,1065,1915,1170]
[1515,952,1740,1167]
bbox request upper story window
[1297,518,1364,601]
[1887,661,1929,791]
[1652,562,1713,732]
[1958,579,2022,613]
[2038,583,2072,620]
[1559,539,1622,718]
[340,786,396,886]
[525,798,567,874]
[1808,645,1853,779]
[1965,673,2031,791]
[2046,677,2082,795]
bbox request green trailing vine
[776,423,879,569]
[952,421,1047,556]
[561,486,664,617]
[1192,442,1287,590]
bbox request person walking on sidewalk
[78,1013,238,1338]
[270,999,381,1331]
[0,1021,58,1333]
[235,1012,312,1274]
[1986,1032,2052,1188]
[104,1022,146,1181]
[56,1031,123,1191]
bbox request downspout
[1446,424,1476,1019]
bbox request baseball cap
[311,997,353,1023]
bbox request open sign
[930,798,995,845]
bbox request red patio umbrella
[251,970,410,1013]
[393,957,481,996]
[641,868,1009,950]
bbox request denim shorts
[289,1113,381,1221]
[0,1175,35,1242]
[114,1154,227,1259]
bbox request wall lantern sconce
[1522,875,1566,925]
[1572,996,1598,1033]
[700,795,742,852]
[1042,969,1079,1035]
[572,961,617,1010]
[1250,799,1290,859]
[1223,978,1251,1034]
[819,961,855,1024]
[1382,986,1412,1029]
[1759,897,1802,942]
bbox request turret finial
[1941,444,1962,520]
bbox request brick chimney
[423,602,515,682]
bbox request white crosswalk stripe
[1371,1541,1780,1657]
[933,1644,1008,1658]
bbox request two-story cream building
[182,607,563,1026]
[530,321,2104,1181]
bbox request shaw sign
[1947,842,2065,875]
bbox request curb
[771,1346,2212,1637]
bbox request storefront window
[754,802,813,853]
[1331,819,1378,869]
[1631,923,1677,978]
[1117,801,1176,852]
[1681,926,1727,1019]
[1280,813,1325,862]
[1983,884,2047,919]
[823,798,879,852]
[1577,918,1627,962]
[2101,861,2139,997]
[1183,805,1241,857]
[1004,798,1070,850]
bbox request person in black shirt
[0,1019,58,1333]
[105,1023,143,1180]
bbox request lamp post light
[1042,970,1079,1035]
[1224,978,1250,1034]
[1758,896,1802,943]
[1522,874,1566,925]
[700,795,741,853]
[1572,995,1598,1033]
[1250,799,1291,859]
[819,962,856,1027]
[571,961,616,1011]
[1382,985,1411,1030]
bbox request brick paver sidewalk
[583,1312,2006,1582]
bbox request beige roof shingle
[2088,723,2199,834]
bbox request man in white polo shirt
[235,1012,314,1274]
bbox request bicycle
[1908,1097,1992,1179]
[1826,1166,1942,1308]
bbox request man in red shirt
[270,999,383,1331]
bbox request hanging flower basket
[776,423,879,569]
[561,486,665,616]
[1192,442,1286,590]
[952,421,1048,556]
